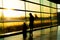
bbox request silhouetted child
[23,23,27,40]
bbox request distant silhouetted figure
[35,14,38,20]
[29,13,34,40]
[23,23,27,40]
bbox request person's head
[29,13,32,16]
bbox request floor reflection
[57,26,60,40]
[0,27,58,40]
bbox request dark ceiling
[48,0,60,4]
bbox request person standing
[29,13,34,40]
[23,23,27,40]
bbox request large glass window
[0,0,26,34]
[0,0,57,40]
[43,7,50,13]
[51,2,57,8]
[51,13,57,26]
[2,9,25,33]
[51,8,57,13]
[41,13,51,27]
[3,0,25,10]
[41,0,50,6]
[41,6,50,13]
[3,10,25,20]
[26,2,40,12]
[41,6,44,12]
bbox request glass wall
[0,0,57,40]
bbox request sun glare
[2,0,25,18]
[3,0,24,9]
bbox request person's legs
[29,29,33,40]
[23,31,27,40]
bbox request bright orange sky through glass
[2,0,25,18]
[3,9,25,18]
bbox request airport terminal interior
[0,0,60,40]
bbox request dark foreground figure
[29,13,34,40]
[23,23,27,40]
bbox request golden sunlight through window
[3,0,25,10]
[3,10,25,18]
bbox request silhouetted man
[23,23,27,40]
[29,13,34,40]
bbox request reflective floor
[57,26,60,40]
[0,26,60,40]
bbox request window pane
[41,6,50,13]
[51,2,56,8]
[3,10,25,20]
[27,0,40,4]
[51,14,57,20]
[44,7,50,13]
[3,0,25,10]
[41,6,44,12]
[41,0,50,6]
[42,13,50,18]
[41,13,51,27]
[26,2,40,12]
[51,14,57,26]
[51,8,57,13]
[52,20,57,26]
[3,10,25,33]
